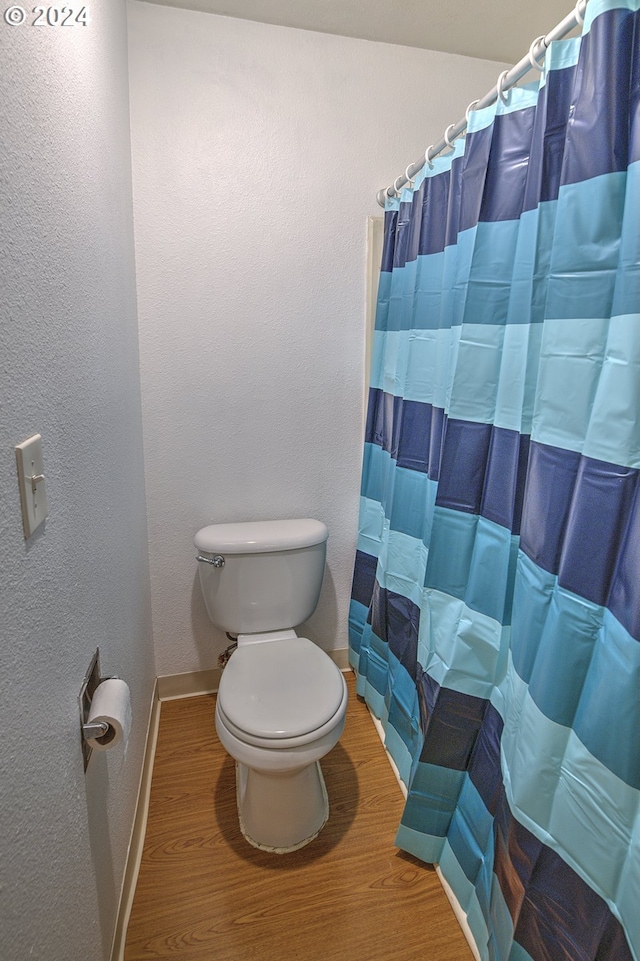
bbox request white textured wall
[129,2,499,674]
[128,1,504,676]
[0,5,154,960]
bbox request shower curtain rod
[376,0,589,207]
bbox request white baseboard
[363,695,481,961]
[327,647,351,672]
[110,680,162,961]
[436,866,482,961]
[157,667,221,701]
[156,647,351,702]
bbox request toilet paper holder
[83,720,110,739]
[78,648,118,770]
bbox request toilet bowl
[215,634,347,851]
[194,518,348,852]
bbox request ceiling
[141,0,575,65]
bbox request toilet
[194,518,348,853]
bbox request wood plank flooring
[125,672,473,961]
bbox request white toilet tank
[194,518,328,635]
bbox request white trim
[363,694,481,961]
[157,648,351,701]
[436,866,482,961]
[328,647,351,672]
[369,711,408,798]
[157,667,221,701]
[110,680,162,961]
[365,215,383,417]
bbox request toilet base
[235,759,329,853]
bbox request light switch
[15,434,48,538]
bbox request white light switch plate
[15,434,48,538]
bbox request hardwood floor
[124,672,473,961]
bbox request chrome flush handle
[196,554,225,568]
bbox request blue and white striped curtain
[349,2,639,959]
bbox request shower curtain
[349,1,639,959]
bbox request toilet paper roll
[86,678,132,752]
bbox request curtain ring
[574,0,585,25]
[393,175,405,196]
[404,164,415,186]
[444,123,457,149]
[425,145,435,169]
[497,69,510,103]
[528,36,546,71]
[465,99,480,125]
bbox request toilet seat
[216,681,347,750]
[218,637,346,746]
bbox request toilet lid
[218,638,345,739]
